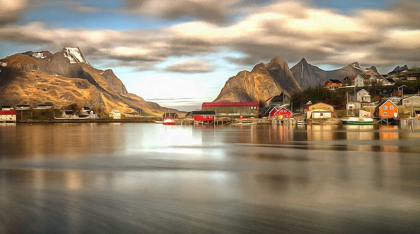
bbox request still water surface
[1,123,420,233]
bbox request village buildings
[202,102,259,118]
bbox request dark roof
[414,110,420,114]
[386,78,396,83]
[38,103,53,106]
[202,102,259,107]
[192,111,215,115]
[64,110,74,114]
[328,79,343,83]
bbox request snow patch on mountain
[0,62,7,67]
[63,47,89,65]
[32,52,46,59]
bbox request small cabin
[269,107,293,119]
[401,95,420,107]
[356,89,371,102]
[323,79,343,90]
[16,105,30,110]
[374,100,398,119]
[109,109,121,119]
[1,105,13,111]
[62,110,75,118]
[192,111,215,122]
[0,110,17,123]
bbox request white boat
[341,117,374,125]
[163,118,175,125]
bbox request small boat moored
[163,118,175,125]
[341,117,374,125]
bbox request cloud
[0,0,30,25]
[125,0,250,24]
[165,59,214,73]
[1,0,420,73]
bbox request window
[203,115,207,118]
[384,112,387,116]
[390,106,394,110]
[383,106,388,110]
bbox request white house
[401,95,420,107]
[356,89,371,102]
[109,109,121,119]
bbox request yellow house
[307,102,335,119]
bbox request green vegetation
[291,86,347,109]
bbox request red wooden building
[269,107,293,119]
[0,110,17,122]
[192,111,215,123]
[374,99,398,119]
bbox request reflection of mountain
[0,47,180,116]
[214,56,301,103]
[290,58,380,89]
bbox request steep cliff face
[0,48,180,116]
[214,56,301,103]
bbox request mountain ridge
[0,47,180,116]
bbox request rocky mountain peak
[349,62,360,68]
[299,58,309,65]
[265,56,287,70]
[61,47,90,65]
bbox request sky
[1,0,420,111]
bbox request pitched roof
[0,110,17,115]
[376,99,398,110]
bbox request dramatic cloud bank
[1,0,420,72]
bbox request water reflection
[1,123,420,233]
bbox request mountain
[290,58,379,89]
[0,47,180,116]
[391,65,409,73]
[214,56,301,103]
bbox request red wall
[194,115,215,121]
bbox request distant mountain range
[214,56,382,104]
[0,47,407,113]
[0,47,180,116]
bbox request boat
[341,117,374,125]
[163,118,175,125]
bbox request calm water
[0,123,420,233]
